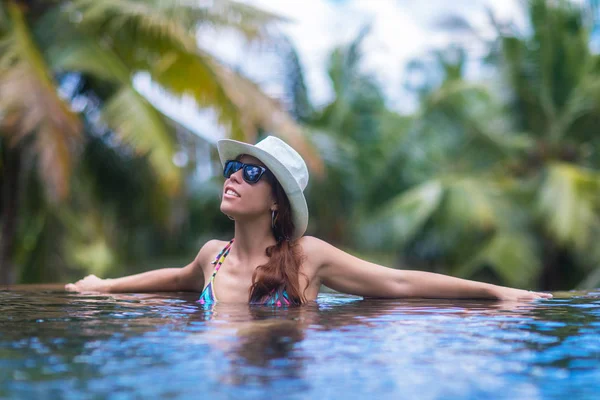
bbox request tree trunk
[538,234,575,291]
[0,144,21,285]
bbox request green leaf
[49,35,130,83]
[102,87,181,195]
[538,162,600,251]
[441,178,500,232]
[456,231,540,288]
[359,179,444,250]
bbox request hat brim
[217,139,308,240]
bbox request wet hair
[247,170,308,305]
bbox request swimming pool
[1,286,598,399]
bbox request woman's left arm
[302,236,552,301]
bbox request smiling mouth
[224,189,240,198]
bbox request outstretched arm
[304,236,552,301]
[65,267,196,294]
[65,240,221,293]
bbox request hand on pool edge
[490,286,553,301]
[65,274,112,293]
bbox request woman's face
[220,154,275,220]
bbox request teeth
[226,189,239,197]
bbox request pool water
[1,286,599,399]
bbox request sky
[240,0,524,109]
[134,0,526,143]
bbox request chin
[221,202,266,221]
[220,202,233,215]
[220,201,241,217]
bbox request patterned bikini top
[197,239,291,307]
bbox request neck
[231,215,277,265]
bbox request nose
[228,168,243,184]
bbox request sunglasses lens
[223,161,242,178]
[243,165,263,182]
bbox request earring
[271,209,278,229]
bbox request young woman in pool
[66,136,553,305]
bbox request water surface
[1,286,599,399]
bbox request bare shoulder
[296,236,329,270]
[297,235,327,252]
[195,239,229,272]
[176,239,227,292]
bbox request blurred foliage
[1,0,598,292]
[279,0,599,291]
[354,0,600,290]
[0,0,315,284]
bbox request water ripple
[0,288,599,400]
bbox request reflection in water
[226,319,306,386]
[0,287,599,399]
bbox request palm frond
[48,34,130,83]
[327,25,371,100]
[0,2,81,202]
[146,49,244,135]
[440,178,500,232]
[358,179,444,250]
[305,129,361,238]
[43,23,182,196]
[79,0,284,40]
[497,0,594,141]
[424,79,534,155]
[72,0,198,51]
[67,0,321,173]
[48,4,317,186]
[456,231,540,288]
[146,47,323,173]
[280,36,313,122]
[197,0,287,40]
[554,72,600,140]
[72,0,284,52]
[102,87,181,195]
[209,59,323,174]
[538,162,600,251]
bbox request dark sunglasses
[223,160,272,184]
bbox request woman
[66,136,552,304]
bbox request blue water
[1,287,599,399]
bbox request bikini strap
[210,239,234,265]
[208,239,234,283]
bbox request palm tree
[359,0,600,290]
[281,27,407,245]
[0,0,319,284]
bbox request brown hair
[248,174,308,305]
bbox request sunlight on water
[1,287,599,400]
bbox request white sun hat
[216,136,309,240]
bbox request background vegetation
[1,0,598,291]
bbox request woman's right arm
[65,240,222,293]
